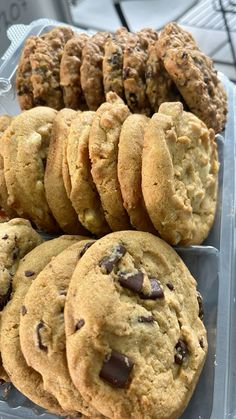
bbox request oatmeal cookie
[65,230,207,419]
[60,33,89,110]
[157,23,227,132]
[142,102,219,245]
[80,32,111,110]
[30,27,74,109]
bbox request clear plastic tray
[0,18,235,419]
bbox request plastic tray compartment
[0,18,235,419]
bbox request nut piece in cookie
[65,230,208,419]
[142,102,219,245]
[89,92,131,231]
[118,114,156,233]
[30,27,74,110]
[157,22,227,132]
[81,32,111,110]
[60,33,89,110]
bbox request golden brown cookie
[118,114,155,232]
[1,235,81,415]
[44,108,86,234]
[19,240,105,417]
[60,33,89,110]
[80,32,111,110]
[103,27,131,100]
[89,92,131,231]
[3,107,59,232]
[142,102,219,245]
[0,115,17,221]
[30,27,74,109]
[66,111,110,236]
[65,231,207,419]
[157,22,227,132]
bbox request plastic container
[0,18,235,419]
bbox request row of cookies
[16,22,227,133]
[0,222,207,418]
[0,92,219,245]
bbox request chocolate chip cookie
[66,111,110,236]
[157,22,227,132]
[103,27,131,100]
[1,235,81,414]
[80,32,111,110]
[60,33,89,110]
[142,102,219,245]
[118,114,155,233]
[19,240,105,417]
[30,27,74,109]
[0,218,42,310]
[44,108,86,234]
[0,115,17,221]
[89,92,131,231]
[65,230,207,419]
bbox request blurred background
[0,0,235,81]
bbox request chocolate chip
[197,291,204,320]
[24,270,35,277]
[166,282,174,291]
[99,350,134,388]
[99,244,126,274]
[140,277,164,300]
[79,241,95,258]
[199,338,204,349]
[21,305,27,316]
[1,234,8,240]
[75,319,85,331]
[174,339,189,365]
[35,320,47,351]
[137,315,154,323]
[118,271,143,293]
[12,247,19,260]
[0,282,12,311]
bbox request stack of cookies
[0,223,207,418]
[16,22,227,133]
[0,93,219,245]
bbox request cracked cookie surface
[65,230,207,419]
[142,102,219,245]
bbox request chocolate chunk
[79,241,95,258]
[12,247,19,260]
[21,305,27,316]
[140,277,164,300]
[118,271,143,293]
[75,319,85,331]
[0,282,12,311]
[99,244,126,274]
[174,339,189,365]
[1,234,8,240]
[197,292,204,319]
[35,320,47,351]
[166,282,174,291]
[199,338,204,349]
[99,350,134,388]
[24,270,35,277]
[138,315,154,323]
